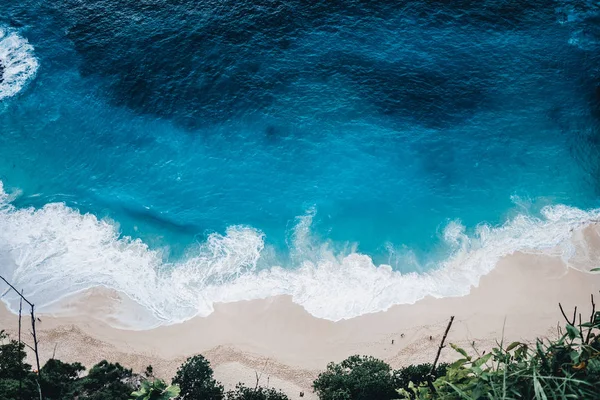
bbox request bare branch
[586,294,596,344]
[559,303,570,324]
[556,322,563,338]
[52,343,58,359]
[18,290,23,400]
[559,303,577,326]
[428,316,455,394]
[254,359,269,391]
[0,276,33,307]
[591,294,596,324]
[18,291,23,344]
[30,305,41,377]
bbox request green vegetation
[396,297,600,399]
[0,333,287,399]
[1,296,600,399]
[172,355,224,400]
[313,355,398,400]
[132,379,180,400]
[226,383,289,400]
[0,331,38,400]
[313,296,600,399]
[70,360,135,400]
[40,359,84,399]
[312,357,449,400]
[393,363,448,397]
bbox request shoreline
[2,242,600,398]
[3,176,600,328]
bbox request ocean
[1,0,600,328]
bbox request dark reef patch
[50,0,563,130]
[316,52,491,128]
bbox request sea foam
[0,28,38,100]
[1,181,599,329]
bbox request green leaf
[506,342,521,352]
[587,358,600,373]
[450,343,470,359]
[590,268,600,272]
[450,358,469,369]
[472,353,492,368]
[443,381,475,399]
[164,385,180,398]
[533,370,548,400]
[515,344,529,360]
[566,324,579,340]
[536,340,546,358]
[570,350,580,364]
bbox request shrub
[407,297,600,399]
[173,355,224,400]
[0,332,31,380]
[312,355,397,400]
[40,358,85,399]
[393,363,448,397]
[0,332,38,400]
[0,377,38,400]
[226,383,289,400]
[71,360,135,400]
[132,379,180,400]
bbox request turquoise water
[2,0,600,327]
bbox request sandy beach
[2,225,600,399]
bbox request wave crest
[1,181,599,328]
[0,28,38,100]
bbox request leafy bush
[393,363,448,397]
[71,360,135,400]
[404,297,600,399]
[40,358,85,399]
[0,331,38,400]
[312,355,397,400]
[226,383,289,400]
[132,379,180,400]
[173,355,224,400]
[0,333,31,380]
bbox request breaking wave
[0,28,38,100]
[1,181,599,329]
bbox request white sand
[2,225,600,399]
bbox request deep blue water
[2,0,600,326]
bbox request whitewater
[2,181,599,328]
[0,28,38,101]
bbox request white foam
[0,28,39,100]
[1,181,599,328]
